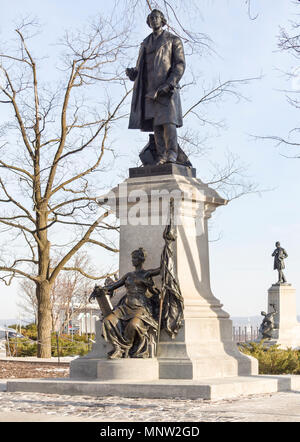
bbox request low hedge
[239,341,300,374]
[6,324,95,357]
[6,335,93,357]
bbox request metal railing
[232,326,259,343]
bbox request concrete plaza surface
[0,389,300,422]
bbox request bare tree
[257,8,300,157]
[51,252,110,333]
[17,279,38,324]
[0,17,129,357]
[17,252,108,333]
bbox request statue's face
[149,11,163,30]
[276,242,280,247]
[131,253,142,267]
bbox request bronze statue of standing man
[272,241,288,284]
[126,9,185,165]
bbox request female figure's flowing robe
[102,272,159,358]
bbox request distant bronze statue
[259,304,277,340]
[126,9,186,165]
[272,241,288,284]
[89,200,184,359]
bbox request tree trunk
[36,280,52,358]
[36,204,52,358]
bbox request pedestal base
[7,375,300,401]
[71,358,159,381]
[129,163,196,178]
[157,317,258,379]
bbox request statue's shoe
[165,153,178,163]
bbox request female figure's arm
[89,274,128,302]
[105,274,127,294]
[144,267,161,278]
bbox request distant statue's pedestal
[71,164,257,381]
[265,283,300,349]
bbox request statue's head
[131,248,147,266]
[146,9,167,29]
[275,241,280,247]
[261,311,266,316]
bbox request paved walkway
[0,385,299,421]
[0,356,76,363]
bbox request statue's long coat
[128,30,185,132]
[272,247,288,270]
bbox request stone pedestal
[71,166,257,380]
[70,317,159,380]
[266,283,300,349]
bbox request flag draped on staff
[158,199,184,342]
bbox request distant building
[55,285,126,335]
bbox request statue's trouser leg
[154,125,167,161]
[278,269,286,283]
[277,270,281,283]
[154,124,178,163]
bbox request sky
[0,0,299,320]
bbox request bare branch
[87,238,119,253]
[0,265,37,282]
[245,0,259,21]
[183,77,260,119]
[0,160,34,180]
[49,210,111,284]
[61,267,118,281]
[50,88,131,172]
[0,178,35,223]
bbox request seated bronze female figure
[90,248,160,359]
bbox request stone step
[6,375,300,401]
